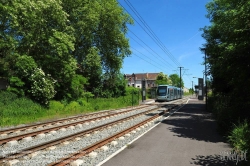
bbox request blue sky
[118,0,211,89]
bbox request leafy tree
[101,72,126,98]
[0,0,85,101]
[8,55,56,105]
[81,47,102,96]
[61,0,133,97]
[201,0,250,131]
[155,72,170,85]
[0,0,133,102]
[169,74,184,88]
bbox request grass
[0,91,140,127]
[228,120,250,165]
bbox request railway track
[0,105,149,137]
[0,105,160,162]
[0,98,187,166]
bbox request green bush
[125,87,140,95]
[0,91,18,105]
[208,94,237,134]
[228,120,250,152]
[1,96,45,126]
[64,101,81,112]
[228,120,250,165]
[49,100,64,113]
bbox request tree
[169,74,184,88]
[201,0,250,129]
[0,0,133,102]
[155,72,170,85]
[61,0,133,97]
[0,0,83,103]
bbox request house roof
[125,73,159,80]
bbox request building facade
[124,73,159,88]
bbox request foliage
[201,0,250,128]
[0,90,140,127]
[28,68,56,105]
[155,72,170,85]
[169,74,183,88]
[81,47,102,95]
[7,76,25,96]
[101,72,127,98]
[125,86,140,95]
[68,74,88,100]
[202,0,250,136]
[61,0,133,98]
[0,90,18,105]
[0,0,133,102]
[0,95,45,126]
[228,120,250,152]
[189,88,194,94]
[0,0,77,102]
[8,55,56,105]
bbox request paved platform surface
[102,97,236,166]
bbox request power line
[132,52,169,72]
[131,46,170,72]
[124,0,182,67]
[128,33,175,70]
[118,1,179,70]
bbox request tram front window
[157,86,167,96]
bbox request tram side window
[169,89,173,95]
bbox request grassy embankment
[0,89,140,127]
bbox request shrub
[0,90,18,105]
[28,68,56,105]
[228,120,250,152]
[64,101,81,112]
[49,100,64,113]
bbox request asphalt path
[102,97,237,166]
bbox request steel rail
[0,106,164,163]
[0,105,148,135]
[49,114,160,166]
[0,105,151,145]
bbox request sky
[118,0,211,89]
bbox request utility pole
[178,67,184,98]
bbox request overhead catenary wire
[126,0,197,87]
[124,0,182,67]
[132,52,169,73]
[119,0,194,87]
[128,33,175,70]
[118,1,177,70]
[131,46,170,73]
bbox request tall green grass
[228,120,250,151]
[228,120,250,165]
[0,90,140,127]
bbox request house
[124,73,159,88]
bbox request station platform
[102,97,236,166]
